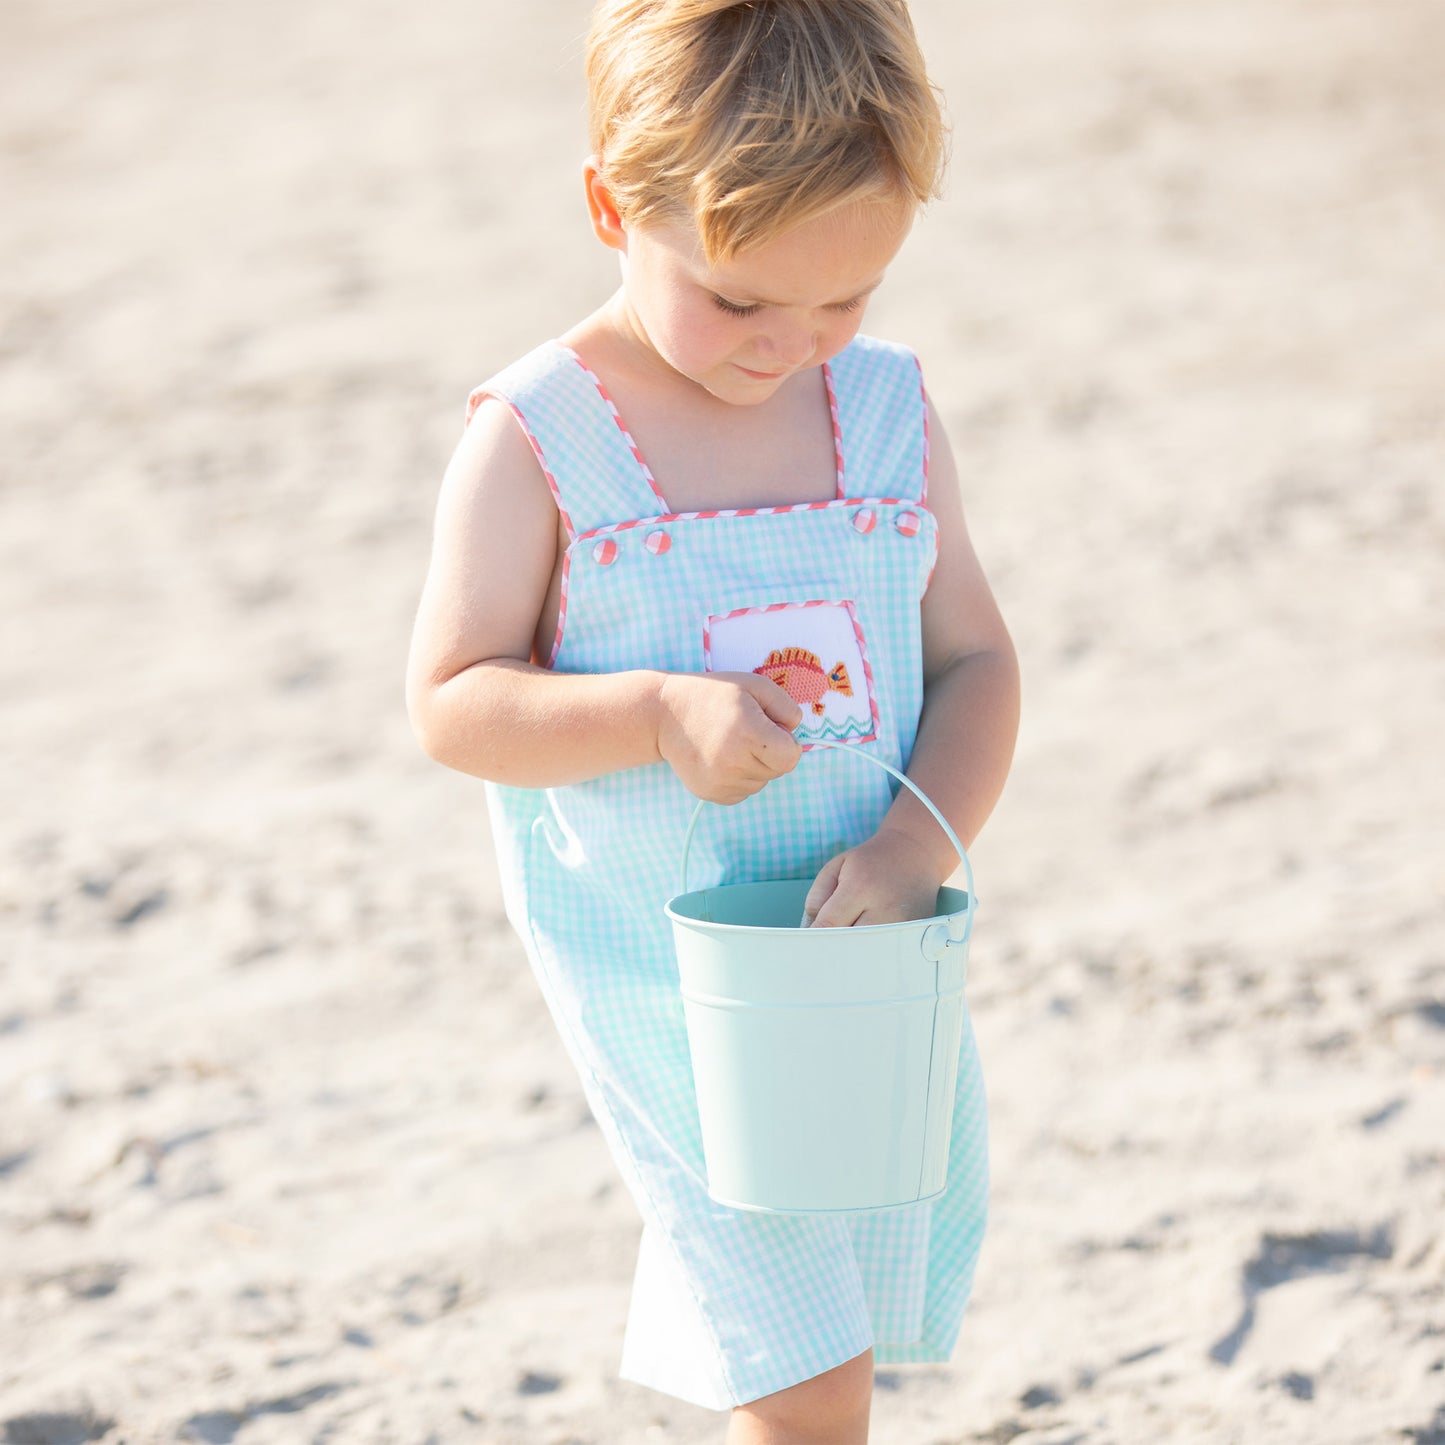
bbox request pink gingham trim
[825,362,846,496]
[568,355,671,513]
[918,360,931,504]
[465,389,577,542]
[573,498,924,544]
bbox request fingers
[700,749,786,804]
[739,686,802,784]
[750,688,803,775]
[659,671,803,802]
[809,894,864,929]
[708,778,769,806]
[803,854,846,926]
[688,747,791,804]
[750,733,801,779]
[802,844,938,927]
[744,673,804,734]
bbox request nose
[761,315,817,369]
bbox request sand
[2,0,1442,1440]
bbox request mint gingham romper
[466,334,989,1411]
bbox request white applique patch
[704,600,878,746]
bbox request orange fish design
[754,647,854,716]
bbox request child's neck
[563,300,841,513]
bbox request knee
[736,1348,873,1439]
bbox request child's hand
[803,828,942,928]
[657,672,803,804]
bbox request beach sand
[2,0,1442,1440]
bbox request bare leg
[724,1348,873,1445]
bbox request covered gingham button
[896,510,921,537]
[644,530,671,556]
[593,537,619,565]
[852,507,876,534]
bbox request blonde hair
[586,0,947,262]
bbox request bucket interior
[669,879,811,929]
[668,881,972,932]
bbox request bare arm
[405,398,802,800]
[805,401,1021,925]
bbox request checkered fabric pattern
[472,336,989,1411]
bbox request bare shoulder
[436,391,551,532]
[408,393,562,698]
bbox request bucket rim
[676,744,976,934]
[665,882,974,935]
[704,1184,948,1215]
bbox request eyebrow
[711,278,885,308]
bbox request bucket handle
[678,740,975,933]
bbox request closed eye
[712,293,870,317]
[712,295,762,317]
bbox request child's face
[611,194,914,405]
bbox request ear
[583,156,628,253]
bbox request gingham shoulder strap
[465,340,667,539]
[827,335,931,505]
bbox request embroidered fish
[754,647,854,715]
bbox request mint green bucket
[666,744,974,1215]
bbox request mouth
[736,365,788,381]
